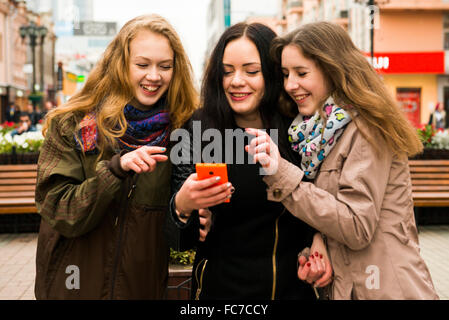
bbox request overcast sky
[93,0,210,84]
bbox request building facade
[278,0,449,128]
[0,0,29,120]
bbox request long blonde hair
[272,21,423,157]
[43,14,198,154]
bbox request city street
[0,225,448,300]
[1,0,449,303]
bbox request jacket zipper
[194,259,208,300]
[109,174,138,299]
[271,208,285,300]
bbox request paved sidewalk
[0,225,448,300]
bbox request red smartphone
[195,163,230,203]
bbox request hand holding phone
[195,163,230,203]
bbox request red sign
[366,52,444,74]
[396,89,421,127]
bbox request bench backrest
[0,164,38,214]
[408,159,449,207]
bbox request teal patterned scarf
[288,97,352,179]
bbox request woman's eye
[247,70,260,75]
[283,73,289,78]
[161,65,173,70]
[298,72,307,77]
[137,64,148,68]
[223,70,233,75]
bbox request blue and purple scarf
[75,101,170,153]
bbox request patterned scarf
[75,100,170,153]
[288,97,352,179]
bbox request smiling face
[128,29,174,110]
[281,44,330,116]
[222,37,265,128]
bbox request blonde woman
[34,14,198,299]
[247,22,439,299]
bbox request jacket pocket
[381,221,410,245]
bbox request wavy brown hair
[271,21,422,157]
[43,14,198,154]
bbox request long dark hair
[195,22,283,132]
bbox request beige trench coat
[264,117,439,300]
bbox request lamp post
[368,0,374,60]
[19,22,48,108]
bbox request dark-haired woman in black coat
[167,22,333,300]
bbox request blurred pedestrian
[428,102,446,129]
[249,21,439,299]
[39,100,55,122]
[10,112,37,137]
[5,102,20,123]
[26,101,39,126]
[34,14,198,299]
[168,22,332,300]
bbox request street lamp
[19,22,48,108]
[368,0,374,60]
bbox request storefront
[0,85,28,123]
[437,74,449,128]
[371,51,444,127]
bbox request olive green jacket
[34,115,171,299]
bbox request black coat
[166,115,316,300]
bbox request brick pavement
[0,225,448,300]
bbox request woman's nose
[284,75,299,92]
[145,68,161,81]
[230,72,245,87]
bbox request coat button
[273,188,282,199]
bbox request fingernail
[320,254,323,259]
[307,262,311,267]
[161,148,166,152]
[315,252,319,257]
[310,255,314,259]
[216,177,221,181]
[227,182,231,188]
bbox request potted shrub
[14,131,44,164]
[0,130,44,164]
[167,248,195,300]
[411,125,449,159]
[0,133,14,164]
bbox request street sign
[73,21,117,36]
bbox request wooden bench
[0,164,38,214]
[409,159,449,207]
[0,160,447,213]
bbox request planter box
[0,153,14,164]
[166,264,192,300]
[409,148,449,160]
[16,152,40,164]
[0,151,39,164]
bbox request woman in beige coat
[246,22,439,300]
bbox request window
[444,14,449,49]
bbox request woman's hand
[298,233,333,288]
[244,128,280,175]
[120,146,168,173]
[199,208,212,242]
[175,173,234,220]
